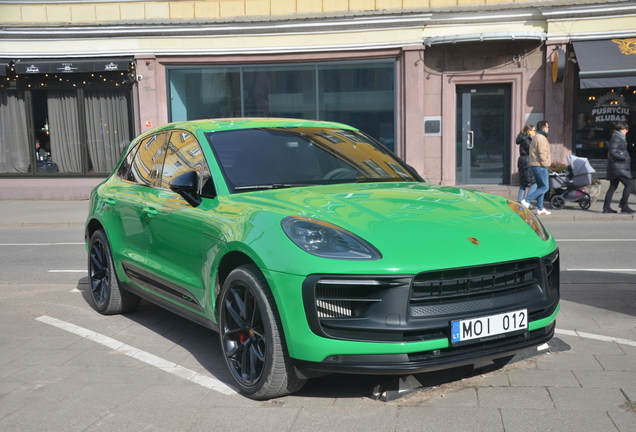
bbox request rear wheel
[218,264,306,399]
[550,195,566,210]
[88,229,140,315]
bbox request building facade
[1,0,635,199]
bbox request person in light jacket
[602,121,634,214]
[521,120,551,216]
[516,125,537,203]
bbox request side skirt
[120,281,219,333]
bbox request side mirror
[170,171,202,207]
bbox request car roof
[150,118,359,135]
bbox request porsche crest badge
[468,237,480,246]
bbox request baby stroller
[548,155,596,210]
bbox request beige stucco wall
[0,0,623,24]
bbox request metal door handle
[467,131,474,150]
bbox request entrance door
[456,85,511,184]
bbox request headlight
[507,200,549,241]
[281,216,382,260]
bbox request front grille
[314,278,407,319]
[409,259,540,317]
[302,252,558,344]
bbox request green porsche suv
[85,118,560,399]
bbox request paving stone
[573,370,636,388]
[396,407,504,431]
[621,388,636,403]
[0,401,103,432]
[506,369,580,387]
[500,408,619,432]
[477,387,554,409]
[468,371,511,387]
[192,406,300,432]
[68,365,142,383]
[607,411,636,432]
[535,351,603,370]
[291,405,397,432]
[595,354,636,371]
[5,364,81,384]
[416,387,478,407]
[549,387,630,411]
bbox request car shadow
[75,271,617,402]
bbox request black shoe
[603,208,617,213]
[620,207,635,214]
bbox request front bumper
[266,250,560,374]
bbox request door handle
[103,198,116,207]
[467,131,474,150]
[143,207,158,218]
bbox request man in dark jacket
[602,122,634,213]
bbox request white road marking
[35,315,237,396]
[556,239,636,242]
[556,329,636,347]
[48,270,86,273]
[566,269,636,272]
[0,242,84,246]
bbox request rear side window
[120,133,167,187]
[116,142,140,182]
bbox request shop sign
[590,92,630,124]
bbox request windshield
[206,127,420,192]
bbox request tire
[218,264,306,399]
[88,229,140,315]
[550,194,566,210]
[579,196,591,210]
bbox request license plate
[451,309,527,344]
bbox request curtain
[47,90,82,173]
[84,89,130,173]
[0,90,29,173]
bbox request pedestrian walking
[516,125,537,203]
[602,121,634,214]
[521,120,551,215]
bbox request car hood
[214,182,556,274]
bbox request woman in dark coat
[603,121,634,213]
[516,125,536,202]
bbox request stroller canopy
[567,154,596,176]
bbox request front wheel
[88,229,140,315]
[218,264,306,399]
[579,196,591,210]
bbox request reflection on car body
[85,118,559,400]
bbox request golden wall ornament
[612,38,636,55]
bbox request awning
[14,58,133,75]
[573,39,636,89]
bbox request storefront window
[0,89,30,173]
[1,58,134,176]
[573,87,635,165]
[243,66,315,118]
[319,63,395,150]
[167,61,395,151]
[169,68,240,120]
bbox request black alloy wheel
[88,229,140,315]
[219,264,305,399]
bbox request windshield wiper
[234,183,293,191]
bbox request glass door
[456,85,511,184]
